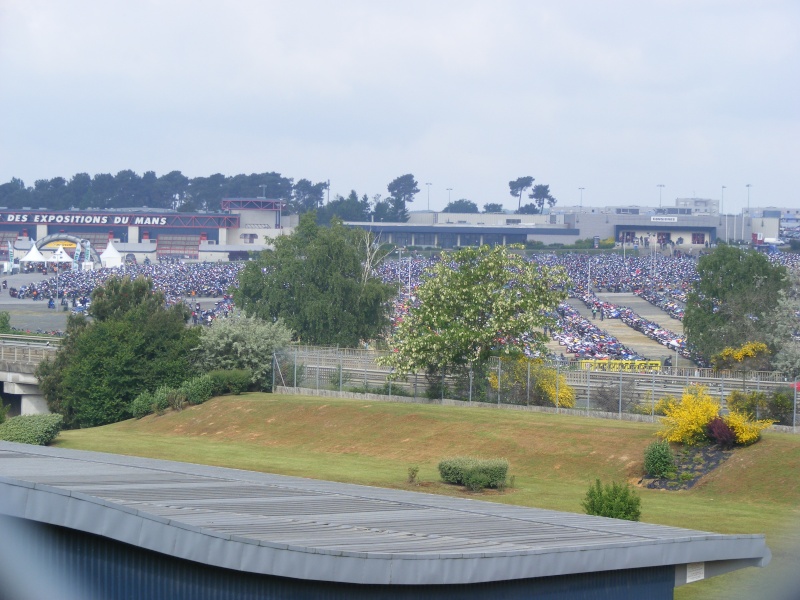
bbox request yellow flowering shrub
[724,410,774,446]
[658,386,720,445]
[489,358,575,407]
[711,342,770,371]
[652,395,678,416]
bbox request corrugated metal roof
[0,442,770,586]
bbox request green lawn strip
[53,393,799,599]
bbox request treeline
[0,170,420,224]
[0,170,561,223]
[0,171,294,213]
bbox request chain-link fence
[273,346,799,429]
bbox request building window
[392,233,410,246]
[439,233,458,248]
[482,234,503,246]
[460,234,481,247]
[691,232,705,245]
[414,233,435,247]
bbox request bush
[407,465,419,484]
[767,388,794,426]
[724,411,774,446]
[464,470,492,492]
[643,440,675,477]
[581,479,641,521]
[726,390,767,419]
[658,385,720,445]
[131,391,155,419]
[167,389,188,412]
[0,414,64,445]
[438,457,508,490]
[180,374,215,406]
[151,385,172,415]
[208,369,252,395]
[438,456,478,485]
[706,417,736,449]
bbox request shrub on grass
[658,385,719,445]
[180,374,214,406]
[706,417,736,450]
[131,391,155,419]
[643,440,675,478]
[407,465,419,484]
[464,470,492,492]
[208,369,252,395]
[167,389,188,412]
[151,385,172,415]
[438,456,478,485]
[0,414,64,445]
[726,390,767,419]
[724,411,774,446]
[581,479,641,521]
[438,457,508,490]
[767,388,795,426]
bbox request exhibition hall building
[0,196,787,266]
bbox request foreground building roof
[0,442,769,596]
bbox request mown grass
[55,393,800,599]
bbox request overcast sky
[1,1,798,213]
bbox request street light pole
[446,188,452,204]
[425,183,432,211]
[657,184,665,209]
[745,184,752,244]
[722,185,727,241]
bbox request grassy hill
[55,393,800,599]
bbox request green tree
[317,191,371,224]
[527,184,557,213]
[483,202,504,213]
[684,245,788,360]
[378,245,568,376]
[508,176,534,212]
[291,178,327,214]
[765,268,800,377]
[442,199,479,213]
[234,213,397,346]
[194,314,293,390]
[36,277,200,428]
[387,174,419,222]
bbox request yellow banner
[42,241,77,249]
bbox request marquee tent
[19,244,47,263]
[100,240,122,268]
[49,245,74,264]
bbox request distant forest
[0,170,422,225]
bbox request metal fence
[273,346,799,428]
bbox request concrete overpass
[0,336,57,415]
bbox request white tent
[19,244,47,263]
[50,245,74,264]
[100,240,122,268]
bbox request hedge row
[0,414,64,445]
[132,369,252,419]
[438,456,509,491]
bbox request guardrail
[0,344,58,364]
